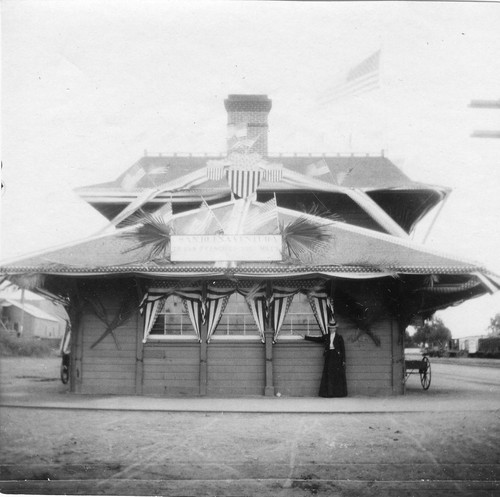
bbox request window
[214,293,260,337]
[277,293,322,338]
[150,295,197,337]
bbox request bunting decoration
[237,282,268,342]
[307,284,335,336]
[206,160,229,181]
[141,294,166,343]
[271,294,295,342]
[262,164,283,183]
[269,283,303,341]
[141,279,335,342]
[182,298,202,339]
[206,281,237,342]
[140,282,205,342]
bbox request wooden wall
[143,343,200,396]
[77,306,138,395]
[75,302,404,397]
[274,317,403,397]
[207,342,265,396]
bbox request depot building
[1,94,498,397]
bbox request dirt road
[1,356,499,496]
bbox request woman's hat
[328,318,337,327]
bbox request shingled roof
[0,199,493,277]
[76,154,436,194]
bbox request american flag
[242,197,279,234]
[227,123,248,140]
[305,159,330,177]
[321,50,381,104]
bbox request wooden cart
[404,350,431,390]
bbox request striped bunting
[271,294,295,342]
[182,299,202,340]
[206,160,227,181]
[142,295,166,343]
[141,284,204,341]
[263,164,283,183]
[307,285,335,336]
[237,283,268,342]
[206,282,236,341]
[206,294,231,342]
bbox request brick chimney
[224,94,272,157]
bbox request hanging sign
[171,235,283,262]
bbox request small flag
[242,197,279,234]
[321,50,381,104]
[305,159,330,177]
[182,202,220,234]
[230,134,260,152]
[227,123,248,140]
[336,167,354,185]
[121,165,146,190]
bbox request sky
[1,0,499,338]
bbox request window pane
[278,293,322,337]
[214,293,260,336]
[150,295,196,336]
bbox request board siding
[143,343,200,396]
[79,302,138,394]
[77,297,401,397]
[274,318,395,397]
[207,342,265,396]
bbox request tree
[487,313,500,335]
[412,317,452,348]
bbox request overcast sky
[1,0,499,338]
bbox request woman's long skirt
[319,349,347,398]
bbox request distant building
[0,287,67,339]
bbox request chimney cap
[224,94,272,113]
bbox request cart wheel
[60,355,70,384]
[60,364,69,384]
[419,356,431,390]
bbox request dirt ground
[0,356,499,496]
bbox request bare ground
[0,356,499,496]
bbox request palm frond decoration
[280,215,334,263]
[121,211,172,260]
[300,202,343,223]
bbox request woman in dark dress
[304,319,347,398]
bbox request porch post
[392,319,405,395]
[264,329,275,396]
[135,309,144,395]
[200,321,208,396]
[73,310,84,394]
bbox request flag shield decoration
[225,167,263,199]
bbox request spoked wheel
[419,356,431,390]
[60,355,70,384]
